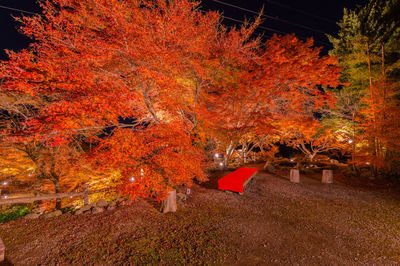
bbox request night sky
[0,0,367,60]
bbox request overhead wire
[219,13,331,46]
[212,0,328,35]
[263,0,336,24]
[0,4,39,16]
[0,3,332,47]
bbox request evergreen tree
[327,0,400,177]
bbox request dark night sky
[0,0,367,60]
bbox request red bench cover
[218,168,259,193]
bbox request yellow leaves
[0,148,36,183]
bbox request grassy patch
[0,206,30,223]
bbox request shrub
[0,206,31,223]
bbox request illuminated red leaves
[93,123,206,200]
[0,0,342,199]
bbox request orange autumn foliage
[0,0,342,200]
[357,78,400,171]
[0,0,260,200]
[94,123,206,199]
[205,35,341,165]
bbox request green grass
[0,206,30,223]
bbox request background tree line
[0,0,398,209]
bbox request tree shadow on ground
[198,170,233,190]
[0,258,14,266]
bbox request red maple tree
[0,0,263,200]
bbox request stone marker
[290,169,300,183]
[160,190,177,213]
[96,199,108,208]
[322,170,333,184]
[42,210,62,218]
[24,213,40,220]
[91,206,104,214]
[74,209,84,215]
[0,237,4,262]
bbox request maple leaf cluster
[0,0,341,200]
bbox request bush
[0,206,31,223]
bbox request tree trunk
[242,142,248,164]
[381,42,385,79]
[367,41,373,89]
[263,161,269,170]
[366,41,378,175]
[308,153,316,162]
[351,112,357,172]
[54,181,62,210]
[83,184,90,205]
[224,141,235,167]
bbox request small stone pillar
[0,237,5,262]
[160,190,177,213]
[290,169,300,183]
[322,170,333,184]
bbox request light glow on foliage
[0,0,342,201]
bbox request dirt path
[1,166,400,265]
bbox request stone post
[160,190,177,213]
[290,169,300,183]
[0,237,5,262]
[322,170,333,184]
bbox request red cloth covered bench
[218,168,259,194]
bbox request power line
[0,3,331,47]
[198,10,274,40]
[0,5,39,16]
[212,0,327,35]
[264,0,336,24]
[220,14,331,47]
[221,14,286,35]
[204,9,331,46]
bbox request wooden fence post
[84,184,90,205]
[290,169,300,183]
[322,170,333,184]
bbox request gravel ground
[1,164,400,265]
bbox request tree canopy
[0,0,343,201]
